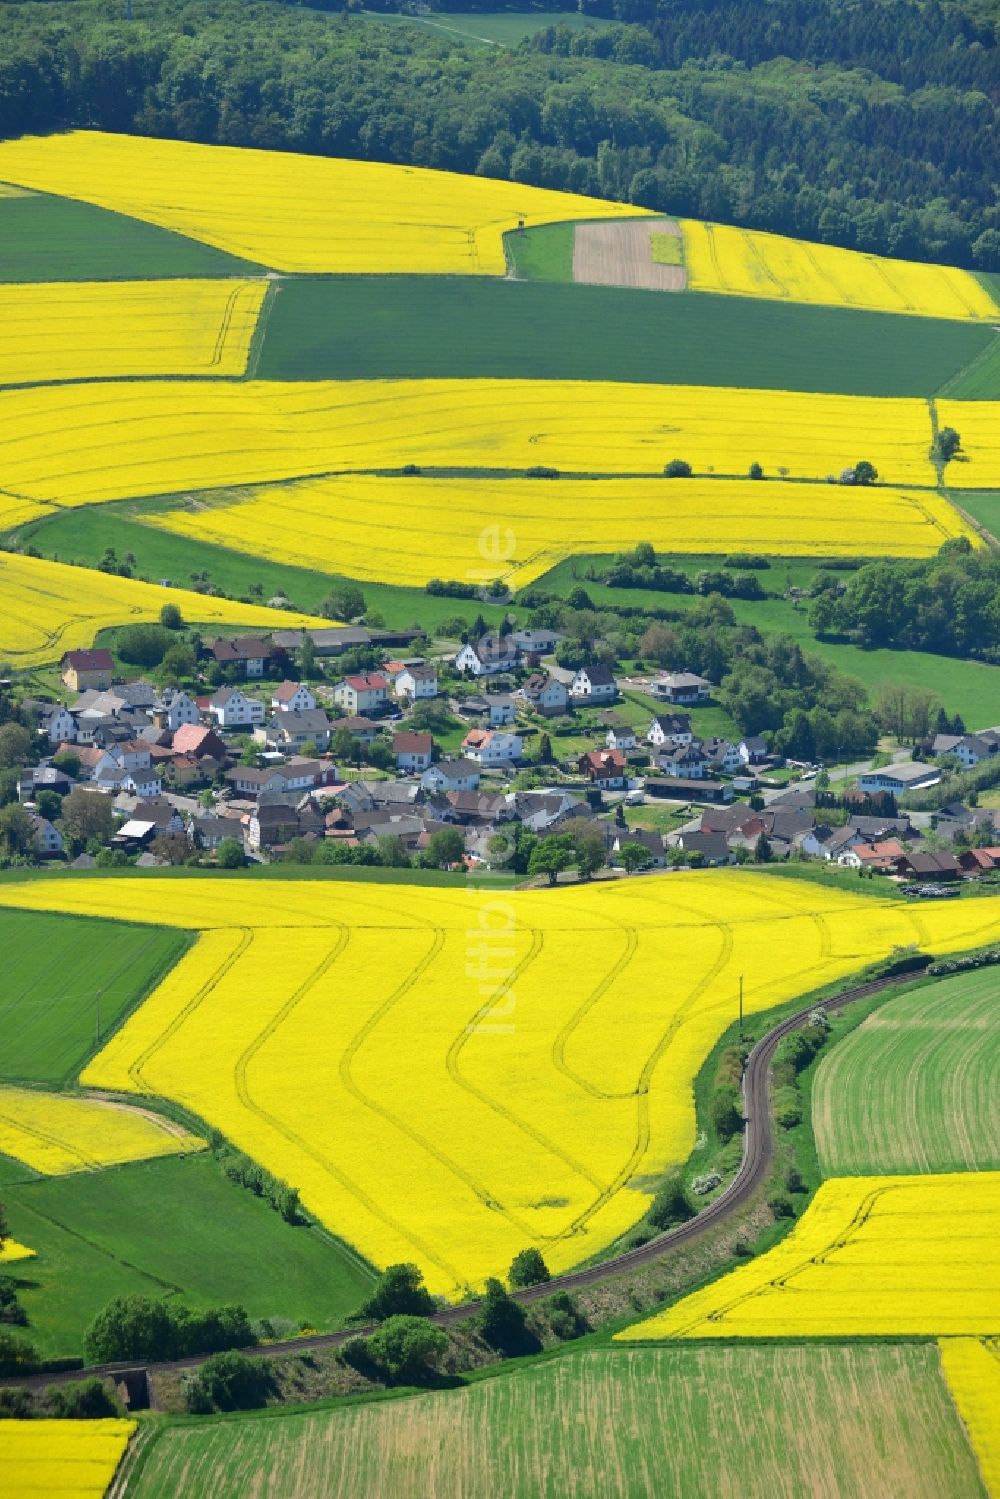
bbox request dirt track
[573,219,686,291]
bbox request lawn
[938,330,1000,398]
[0,191,260,281]
[505,220,575,282]
[254,275,990,397]
[123,1344,983,1499]
[1,1152,375,1358]
[0,909,190,1086]
[18,504,513,634]
[811,968,1000,1176]
[948,488,1000,540]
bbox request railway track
[5,965,921,1393]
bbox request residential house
[394,665,439,702]
[421,758,481,793]
[646,778,734,804]
[190,815,245,851]
[334,674,390,716]
[210,637,275,678]
[462,729,523,767]
[675,829,732,865]
[127,797,185,836]
[271,681,317,715]
[509,789,589,833]
[858,763,941,795]
[738,736,770,765]
[225,759,328,798]
[958,847,1000,874]
[702,738,743,775]
[247,792,325,853]
[487,695,516,727]
[649,672,711,705]
[151,689,199,733]
[801,824,864,862]
[455,635,519,678]
[606,726,638,752]
[511,628,562,656]
[209,687,265,731]
[393,732,433,773]
[931,730,1000,768]
[577,748,628,790]
[656,742,707,779]
[840,839,907,871]
[647,713,694,748]
[896,849,961,881]
[570,664,618,703]
[171,724,229,766]
[846,814,918,841]
[18,765,74,801]
[61,648,114,692]
[28,814,64,857]
[257,710,331,753]
[520,673,570,717]
[112,819,160,852]
[611,827,667,868]
[32,702,76,745]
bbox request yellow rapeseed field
[0,494,53,534]
[937,400,1000,489]
[939,1338,1000,1496]
[0,379,939,509]
[0,1085,205,1175]
[0,874,998,1296]
[0,280,265,386]
[0,551,326,667]
[151,474,974,588]
[0,131,647,276]
[0,1419,135,1499]
[617,1173,1000,1341]
[0,1239,35,1263]
[681,220,1000,322]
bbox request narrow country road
[4,965,921,1394]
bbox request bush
[479,1278,534,1355]
[116,623,174,668]
[710,1086,743,1142]
[45,1378,122,1419]
[773,1085,802,1128]
[647,1174,693,1230]
[508,1248,550,1289]
[159,603,184,630]
[83,1295,254,1364]
[366,1316,447,1383]
[0,1275,26,1326]
[359,1263,435,1322]
[222,1152,299,1222]
[184,1351,274,1413]
[691,1171,723,1196]
[216,837,245,869]
[663,459,693,478]
[0,1329,39,1376]
[0,1385,34,1418]
[544,1290,588,1341]
[768,1193,795,1219]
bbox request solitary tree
[159,602,183,630]
[748,461,764,480]
[619,840,650,873]
[934,426,961,464]
[479,1278,533,1355]
[360,1263,435,1321]
[366,1316,447,1383]
[216,838,245,869]
[527,835,572,886]
[508,1248,550,1288]
[663,459,693,478]
[854,460,878,485]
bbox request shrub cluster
[221,1150,300,1224]
[83,1295,254,1365]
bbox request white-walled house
[394,665,438,701]
[606,726,638,752]
[455,636,518,678]
[570,664,619,703]
[649,672,711,705]
[209,687,266,730]
[520,673,570,716]
[462,729,523,767]
[421,757,481,793]
[647,713,694,748]
[37,704,76,745]
[152,689,199,733]
[334,674,389,715]
[271,681,317,715]
[28,814,64,857]
[393,732,433,772]
[487,695,516,727]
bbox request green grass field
[948,489,1000,540]
[812,969,1000,1176]
[361,9,598,45]
[538,556,1000,727]
[1,1153,375,1357]
[505,221,575,281]
[255,275,991,397]
[938,330,1000,398]
[0,909,190,1086]
[0,191,260,281]
[123,1344,983,1499]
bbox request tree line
[0,0,996,270]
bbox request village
[3,620,1000,891]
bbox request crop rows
[0,1419,135,1499]
[0,130,646,276]
[151,474,977,589]
[0,1083,205,1175]
[2,873,999,1295]
[681,220,1000,323]
[620,1173,1000,1340]
[0,279,265,386]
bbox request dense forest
[0,0,997,267]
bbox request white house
[271,681,317,715]
[703,737,743,775]
[606,726,638,752]
[571,664,618,703]
[857,763,941,795]
[455,636,518,678]
[520,673,570,717]
[421,757,481,793]
[656,743,707,779]
[256,709,331,753]
[487,695,516,727]
[153,689,199,733]
[28,814,64,857]
[650,672,711,705]
[462,729,523,767]
[334,674,389,715]
[209,687,265,730]
[647,713,694,748]
[393,732,433,773]
[512,627,562,655]
[800,825,863,861]
[121,769,163,799]
[394,665,438,701]
[37,704,76,745]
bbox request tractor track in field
[6,966,923,1396]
